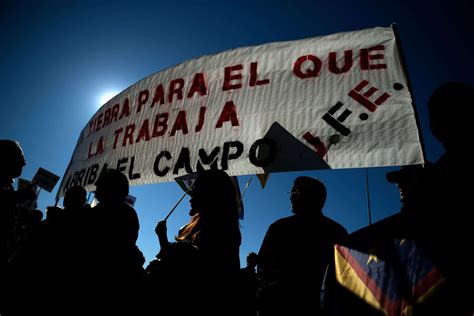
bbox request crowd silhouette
[2,82,473,315]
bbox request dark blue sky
[1,0,472,266]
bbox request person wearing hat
[385,164,430,240]
[386,164,426,207]
[413,82,474,315]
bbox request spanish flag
[334,218,445,316]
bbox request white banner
[58,26,423,197]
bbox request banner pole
[365,168,372,225]
[391,23,427,162]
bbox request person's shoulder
[106,200,137,212]
[96,201,138,218]
[322,216,348,234]
[271,215,297,226]
[266,215,300,233]
[120,202,139,218]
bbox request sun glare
[98,91,119,107]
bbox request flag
[125,194,137,206]
[17,178,32,191]
[16,178,38,209]
[334,216,445,316]
[32,167,60,192]
[175,173,198,195]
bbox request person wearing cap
[385,164,429,240]
[386,164,426,206]
[413,82,474,314]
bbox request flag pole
[163,191,188,221]
[365,168,372,225]
[240,175,253,201]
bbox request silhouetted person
[14,186,90,315]
[239,252,259,316]
[63,184,89,211]
[85,169,145,313]
[44,185,93,313]
[410,82,474,314]
[324,166,435,316]
[257,176,347,316]
[150,169,241,316]
[386,164,427,238]
[1,139,30,264]
[1,140,41,315]
[386,165,425,207]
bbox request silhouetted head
[177,169,240,243]
[386,164,425,184]
[64,185,87,209]
[94,169,129,204]
[386,164,425,204]
[246,252,258,268]
[428,82,474,153]
[189,169,238,216]
[0,139,26,180]
[291,176,327,215]
[26,208,44,225]
[46,206,64,221]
